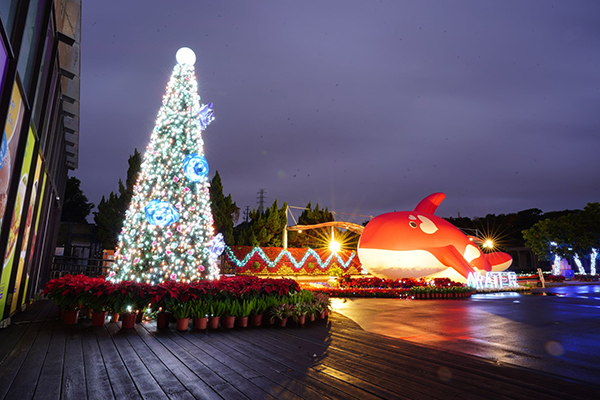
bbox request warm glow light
[176,47,196,65]
[483,239,494,249]
[330,240,341,253]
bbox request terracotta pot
[111,312,120,322]
[251,314,263,327]
[156,312,170,329]
[91,311,107,327]
[208,316,220,329]
[135,311,144,323]
[221,316,235,329]
[237,316,249,328]
[298,315,306,326]
[194,316,208,330]
[121,313,136,329]
[277,317,288,327]
[309,314,315,322]
[319,311,326,320]
[62,310,79,325]
[176,318,190,331]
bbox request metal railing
[50,255,232,278]
[50,257,114,278]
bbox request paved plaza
[1,288,599,399]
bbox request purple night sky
[78,0,600,224]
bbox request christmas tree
[109,48,223,284]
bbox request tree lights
[109,48,220,284]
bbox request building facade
[0,0,80,326]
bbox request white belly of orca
[357,248,446,279]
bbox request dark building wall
[0,0,81,326]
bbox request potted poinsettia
[81,277,115,326]
[42,275,87,324]
[110,281,141,329]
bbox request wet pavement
[331,284,600,386]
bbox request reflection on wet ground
[331,284,600,386]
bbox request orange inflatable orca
[357,193,512,281]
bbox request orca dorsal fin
[414,192,446,215]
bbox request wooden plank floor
[1,301,599,400]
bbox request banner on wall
[0,81,25,232]
[0,39,7,96]
[11,144,41,314]
[0,124,34,319]
[22,159,46,306]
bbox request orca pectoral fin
[433,246,477,279]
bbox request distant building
[0,0,81,325]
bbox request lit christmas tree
[109,48,224,283]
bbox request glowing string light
[223,246,358,270]
[573,253,585,274]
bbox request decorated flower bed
[575,274,599,282]
[42,274,330,329]
[223,246,363,276]
[303,275,473,299]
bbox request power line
[256,189,267,213]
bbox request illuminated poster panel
[0,127,34,319]
[21,157,46,306]
[11,145,41,314]
[0,39,7,94]
[0,81,25,231]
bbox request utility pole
[243,206,250,223]
[257,189,266,214]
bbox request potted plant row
[41,275,332,331]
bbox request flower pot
[237,316,249,328]
[277,317,288,327]
[91,311,107,327]
[121,313,136,329]
[194,316,208,330]
[111,312,120,322]
[62,310,80,325]
[221,316,235,329]
[319,311,326,320]
[176,317,190,331]
[208,316,220,329]
[251,314,263,327]
[309,314,315,322]
[136,311,144,323]
[157,312,170,329]
[297,315,306,326]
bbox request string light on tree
[109,48,222,283]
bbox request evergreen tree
[61,177,94,223]
[94,149,141,249]
[209,171,239,244]
[110,48,218,283]
[234,200,287,247]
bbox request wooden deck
[1,301,599,400]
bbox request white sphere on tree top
[176,47,196,66]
